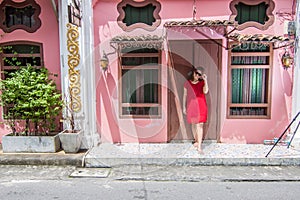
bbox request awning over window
[228,33,289,43]
[228,33,292,49]
[164,19,236,37]
[164,19,236,27]
[164,19,293,50]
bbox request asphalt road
[1,165,300,200]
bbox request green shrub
[0,65,62,136]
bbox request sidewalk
[84,142,300,167]
[1,142,300,167]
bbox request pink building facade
[0,0,61,140]
[0,0,298,147]
[93,0,296,144]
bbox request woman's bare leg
[191,124,198,147]
[195,123,204,153]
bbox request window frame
[117,0,161,32]
[118,48,162,118]
[227,42,273,119]
[229,0,275,30]
[0,0,41,33]
[0,41,44,118]
[0,41,44,74]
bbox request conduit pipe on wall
[51,0,58,21]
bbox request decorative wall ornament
[111,35,164,50]
[67,23,82,112]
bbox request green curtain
[232,68,265,104]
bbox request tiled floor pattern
[87,143,300,159]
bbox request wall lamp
[100,43,117,71]
[281,49,293,70]
[100,51,109,71]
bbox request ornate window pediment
[0,0,41,33]
[229,0,275,30]
[117,0,161,32]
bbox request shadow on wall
[97,72,121,143]
[282,70,292,96]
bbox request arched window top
[229,0,275,30]
[117,0,161,32]
[0,0,41,33]
[0,41,44,77]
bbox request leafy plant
[0,65,63,136]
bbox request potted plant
[0,65,63,153]
[58,87,83,153]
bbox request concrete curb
[84,157,300,167]
[0,151,85,166]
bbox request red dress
[184,80,207,124]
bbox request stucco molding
[111,34,164,50]
[229,0,275,31]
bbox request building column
[80,0,100,148]
[291,0,300,148]
[58,0,100,149]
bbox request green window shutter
[123,4,156,26]
[235,2,268,25]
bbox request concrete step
[84,143,300,167]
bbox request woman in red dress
[183,67,209,153]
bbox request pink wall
[0,0,61,142]
[220,0,294,143]
[93,0,294,143]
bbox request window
[119,47,161,118]
[0,41,43,116]
[227,42,273,118]
[0,41,43,78]
[229,0,274,30]
[117,0,161,32]
[0,0,41,33]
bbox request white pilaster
[58,0,69,114]
[58,0,100,149]
[291,0,300,148]
[80,0,100,148]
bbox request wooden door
[168,40,221,141]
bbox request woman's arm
[183,87,187,115]
[202,74,209,94]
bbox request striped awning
[164,19,236,27]
[228,33,290,43]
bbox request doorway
[167,40,222,142]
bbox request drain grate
[70,168,111,178]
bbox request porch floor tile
[84,143,300,167]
